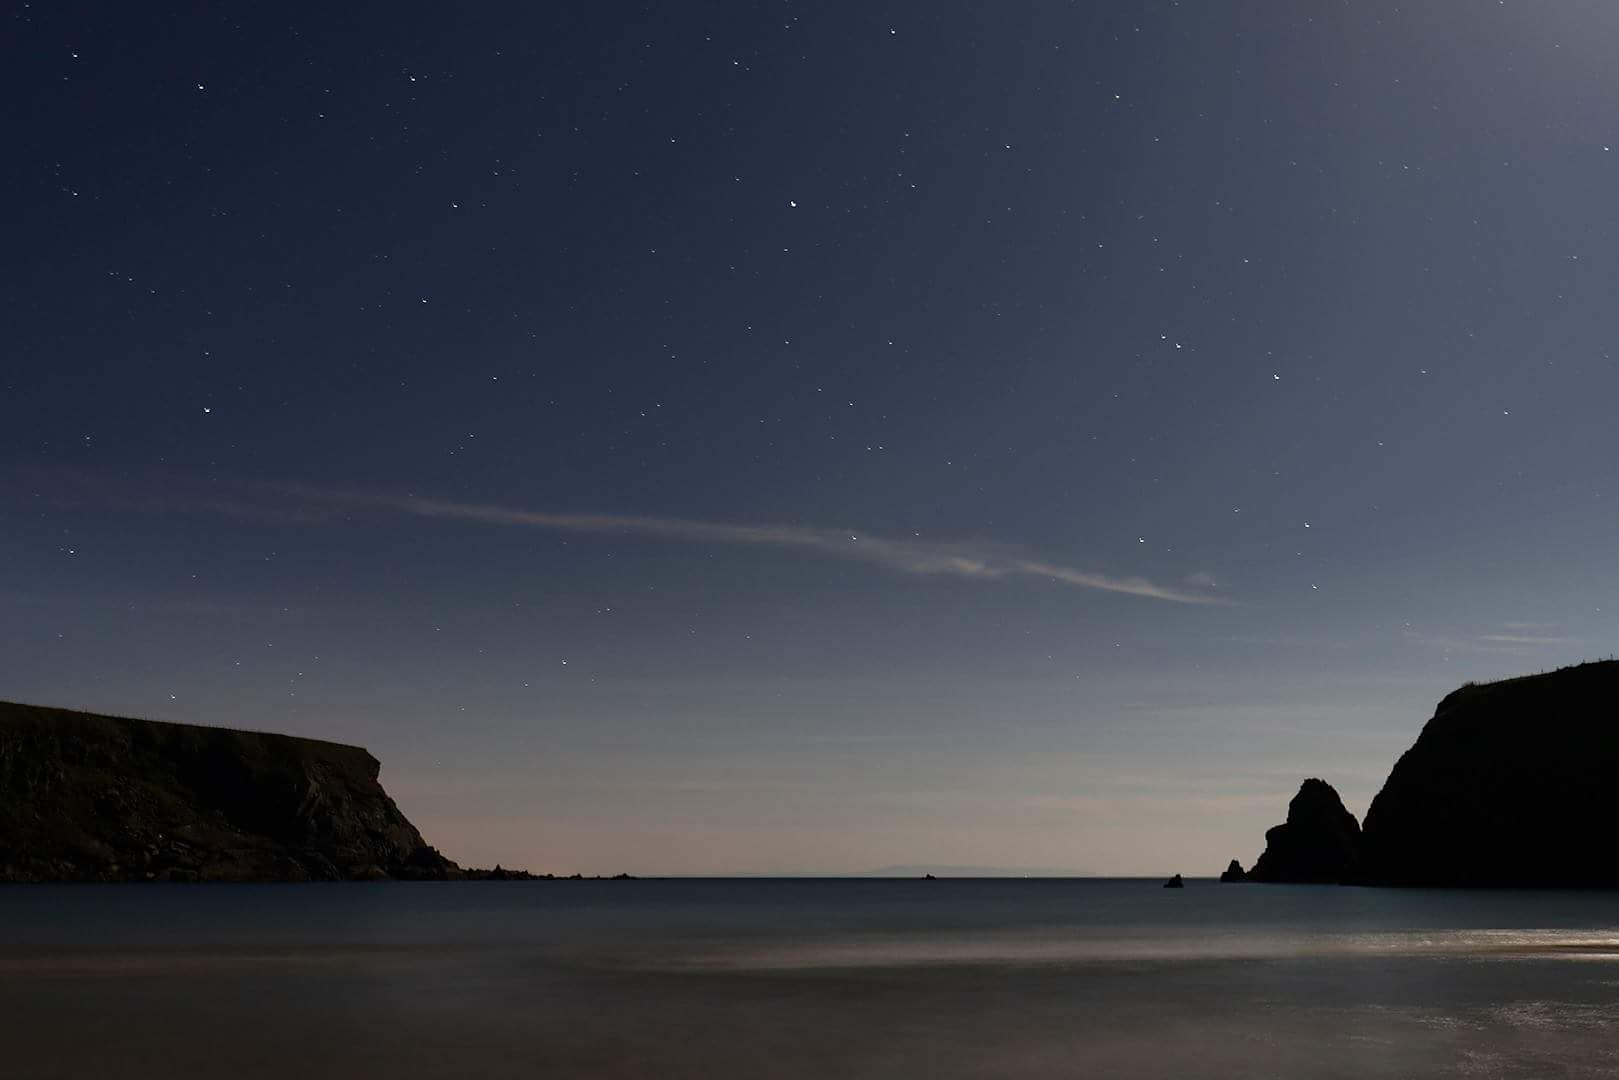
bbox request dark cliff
[1248,778,1362,884]
[0,701,459,883]
[1360,661,1619,887]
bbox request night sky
[6,3,1619,875]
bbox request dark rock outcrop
[1219,859,1246,883]
[1360,661,1619,887]
[0,700,460,883]
[1249,778,1361,883]
[1162,873,1184,888]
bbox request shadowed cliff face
[1360,661,1619,887]
[1249,779,1362,884]
[0,701,458,882]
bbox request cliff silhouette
[0,701,459,882]
[1360,661,1619,887]
[1230,661,1619,887]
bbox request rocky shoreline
[12,661,1618,889]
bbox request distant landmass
[856,865,1096,878]
[0,700,473,883]
[1227,661,1619,887]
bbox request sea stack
[1219,859,1247,883]
[1360,661,1619,887]
[1248,778,1362,884]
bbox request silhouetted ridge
[0,700,459,882]
[1248,778,1361,884]
[1360,660,1619,887]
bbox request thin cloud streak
[1,466,1221,604]
[298,489,1222,605]
[1402,627,1581,654]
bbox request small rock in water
[1162,873,1185,888]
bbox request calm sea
[4,879,1619,1078]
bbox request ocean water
[4,879,1619,1078]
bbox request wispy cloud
[295,488,1222,604]
[2,466,1223,604]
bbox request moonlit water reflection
[5,880,1619,1078]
